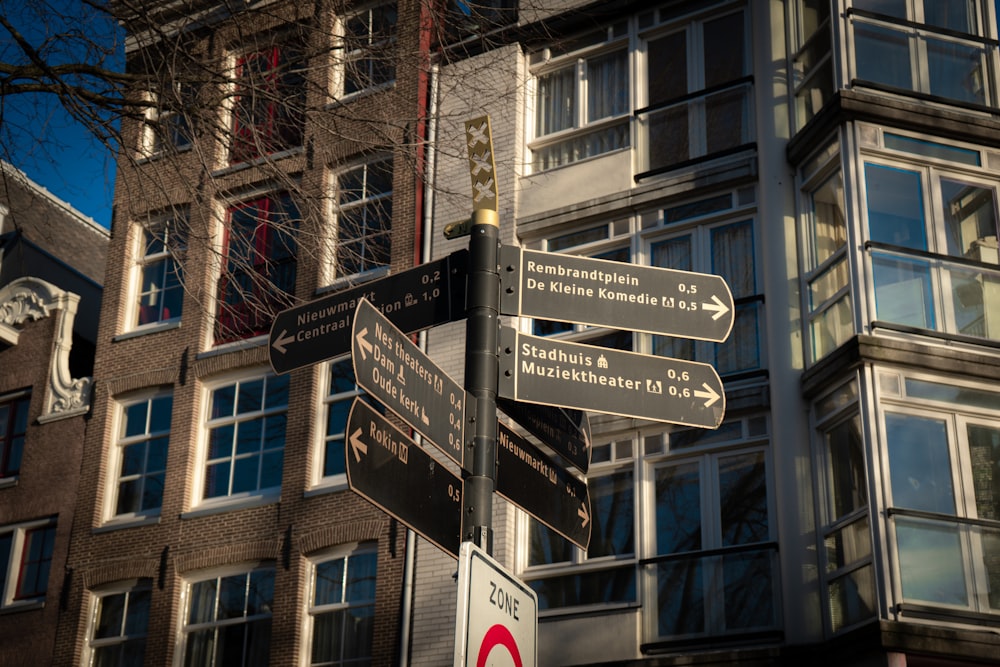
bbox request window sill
[0,476,17,490]
[95,514,162,533]
[0,600,44,615]
[113,320,181,342]
[135,144,194,165]
[199,334,267,360]
[317,266,390,296]
[304,478,349,498]
[181,490,279,519]
[213,146,305,177]
[323,81,396,109]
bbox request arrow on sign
[355,326,373,361]
[271,329,295,355]
[348,427,368,462]
[578,503,590,529]
[694,382,721,407]
[701,294,731,321]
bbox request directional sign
[345,398,462,557]
[496,422,591,550]
[455,542,537,667]
[497,398,590,474]
[268,250,468,374]
[499,246,734,343]
[352,298,467,468]
[498,328,725,429]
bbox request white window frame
[333,2,398,100]
[84,579,152,667]
[875,368,1000,618]
[330,155,393,285]
[0,388,30,481]
[104,388,173,525]
[177,562,275,667]
[0,517,57,609]
[192,369,288,512]
[141,85,193,158]
[304,542,378,667]
[311,357,361,490]
[128,210,186,333]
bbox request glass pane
[923,0,976,32]
[895,519,968,606]
[703,11,744,87]
[865,164,926,250]
[810,171,847,269]
[719,452,768,546]
[926,37,985,105]
[528,520,573,566]
[885,413,955,514]
[323,438,346,477]
[95,592,127,638]
[654,462,701,554]
[825,517,872,571]
[149,396,173,433]
[536,66,575,136]
[810,257,849,308]
[884,133,981,165]
[123,402,148,439]
[346,552,377,602]
[853,0,906,19]
[941,179,998,262]
[648,104,690,171]
[854,23,912,91]
[237,379,264,414]
[949,263,1000,337]
[705,87,748,155]
[983,525,1000,610]
[311,611,343,663]
[647,31,687,106]
[236,420,262,455]
[968,424,1000,520]
[872,253,935,329]
[723,550,774,630]
[188,579,218,624]
[826,415,866,520]
[211,384,236,419]
[654,558,704,636]
[588,471,634,558]
[529,566,635,610]
[218,574,247,619]
[712,221,755,297]
[811,294,853,361]
[315,558,346,605]
[125,588,152,635]
[828,563,876,632]
[715,302,759,374]
[248,569,274,616]
[586,50,628,121]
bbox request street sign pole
[463,115,501,554]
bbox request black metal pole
[463,209,499,554]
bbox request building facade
[42,0,1000,666]
[0,161,108,664]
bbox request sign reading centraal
[499,246,734,343]
[268,250,467,375]
[455,542,537,667]
[344,398,462,558]
[352,298,466,469]
[498,328,725,430]
[495,422,590,550]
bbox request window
[143,84,193,156]
[134,211,186,328]
[334,158,392,279]
[648,446,777,640]
[308,544,377,666]
[877,370,1000,617]
[528,3,753,174]
[110,391,172,520]
[339,3,397,97]
[182,565,274,666]
[863,135,1000,341]
[0,391,29,478]
[813,379,876,634]
[642,8,752,173]
[791,0,834,128]
[320,360,361,481]
[202,373,288,503]
[524,437,636,612]
[216,193,298,344]
[850,0,994,106]
[801,141,853,363]
[88,580,151,666]
[231,43,306,164]
[0,519,56,606]
[531,27,630,170]
[443,0,517,41]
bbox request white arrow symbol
[694,382,721,408]
[701,294,731,321]
[348,428,367,462]
[578,502,590,529]
[271,329,295,355]
[356,327,373,361]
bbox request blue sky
[1,1,122,229]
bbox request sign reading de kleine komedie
[498,328,725,430]
[499,246,734,343]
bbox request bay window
[863,135,1000,341]
[849,0,994,107]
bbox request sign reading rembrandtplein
[345,398,462,557]
[352,298,466,468]
[499,246,734,343]
[498,328,725,430]
[269,250,467,374]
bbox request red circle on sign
[477,623,522,667]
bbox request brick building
[0,161,108,664]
